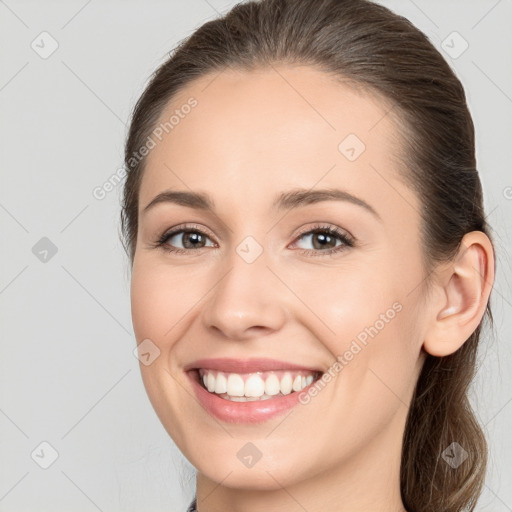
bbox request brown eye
[173,231,209,249]
[156,225,216,254]
[298,231,340,250]
[291,224,355,257]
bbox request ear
[422,231,495,357]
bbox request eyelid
[292,223,354,243]
[160,222,217,242]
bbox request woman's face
[131,65,429,491]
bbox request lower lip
[187,370,318,424]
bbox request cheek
[130,255,221,353]
[130,259,190,343]
[289,259,422,391]
[130,265,161,343]
[289,265,398,350]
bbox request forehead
[139,64,416,221]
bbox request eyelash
[152,223,355,258]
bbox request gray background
[0,1,511,511]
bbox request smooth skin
[130,65,494,512]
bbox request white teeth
[229,396,249,402]
[292,374,302,392]
[226,373,245,397]
[221,394,274,402]
[199,369,318,400]
[280,373,293,395]
[264,374,281,396]
[245,374,266,397]
[207,372,216,392]
[214,372,227,394]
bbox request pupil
[185,232,203,248]
[314,233,334,250]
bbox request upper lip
[184,357,322,374]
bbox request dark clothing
[187,496,197,512]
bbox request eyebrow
[142,188,381,220]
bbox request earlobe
[422,231,494,357]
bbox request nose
[200,249,288,341]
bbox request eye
[152,222,355,257]
[290,223,354,257]
[154,224,216,255]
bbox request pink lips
[184,358,323,424]
[184,357,321,373]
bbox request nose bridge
[201,238,287,339]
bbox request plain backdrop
[0,1,511,511]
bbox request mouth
[188,368,323,402]
[184,357,326,423]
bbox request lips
[186,369,321,423]
[183,357,325,423]
[183,357,323,373]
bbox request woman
[120,0,495,510]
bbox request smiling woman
[119,1,495,511]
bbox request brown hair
[120,0,494,510]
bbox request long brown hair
[120,1,494,510]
